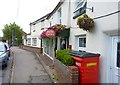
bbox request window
[79,38,86,47]
[27,38,31,45]
[31,25,35,32]
[58,8,62,24]
[73,0,87,19]
[78,36,86,48]
[117,42,120,68]
[32,38,37,46]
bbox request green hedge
[56,50,74,66]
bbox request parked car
[0,43,9,67]
[4,43,11,57]
[1,42,11,57]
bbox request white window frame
[58,8,62,24]
[27,38,31,45]
[78,35,86,51]
[32,38,37,46]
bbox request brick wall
[54,58,79,83]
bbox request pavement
[11,47,53,83]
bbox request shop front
[41,24,70,59]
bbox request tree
[2,22,23,45]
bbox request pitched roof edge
[30,13,50,25]
[47,0,65,19]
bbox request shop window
[117,42,120,68]
[32,38,37,46]
[27,38,31,45]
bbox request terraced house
[25,0,120,83]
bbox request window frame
[58,8,62,24]
[32,38,37,46]
[78,35,86,51]
[27,38,31,45]
[117,42,120,68]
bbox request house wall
[26,0,120,83]
[27,19,49,48]
[31,22,41,36]
[43,1,70,59]
[119,1,120,32]
[49,1,70,25]
[70,0,119,83]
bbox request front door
[111,36,120,83]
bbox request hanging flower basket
[41,24,67,39]
[77,14,94,32]
[48,24,66,33]
[41,30,47,38]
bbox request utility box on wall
[69,51,100,84]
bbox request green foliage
[63,55,74,66]
[2,22,23,45]
[56,50,74,66]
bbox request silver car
[0,43,8,67]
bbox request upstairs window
[31,25,36,32]
[58,8,62,24]
[73,0,87,19]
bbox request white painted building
[28,0,120,83]
[69,0,120,83]
[26,13,50,48]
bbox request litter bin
[68,51,100,84]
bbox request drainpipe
[67,0,71,28]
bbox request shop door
[111,36,120,83]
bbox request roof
[29,0,65,25]
[27,33,31,35]
[22,31,27,35]
[30,13,50,25]
[47,0,65,19]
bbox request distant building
[22,31,27,45]
[26,13,50,48]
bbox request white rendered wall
[69,0,119,83]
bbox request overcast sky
[0,0,60,37]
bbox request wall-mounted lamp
[86,7,94,12]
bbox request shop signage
[46,30,56,37]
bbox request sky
[0,0,60,37]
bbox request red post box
[69,51,100,84]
